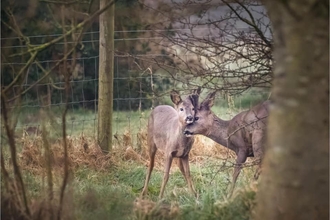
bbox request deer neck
[207,114,230,148]
[177,121,190,139]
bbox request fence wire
[2,36,192,143]
[2,30,257,143]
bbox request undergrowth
[2,133,258,220]
[1,99,264,219]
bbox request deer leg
[177,158,186,180]
[141,144,157,197]
[178,156,197,197]
[229,151,247,197]
[159,155,173,198]
[177,158,188,183]
[252,131,265,180]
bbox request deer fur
[184,91,270,194]
[141,90,200,198]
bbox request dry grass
[2,129,257,220]
[18,135,114,175]
[17,130,227,175]
[129,131,237,172]
[14,128,252,189]
[134,198,180,220]
[1,92,266,219]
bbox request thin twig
[225,115,268,140]
[1,93,31,218]
[57,5,70,220]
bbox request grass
[13,89,270,140]
[2,134,259,219]
[14,103,238,146]
[13,106,150,142]
[1,91,268,219]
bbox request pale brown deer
[141,90,200,198]
[184,91,270,194]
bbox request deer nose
[186,115,194,123]
[183,129,193,136]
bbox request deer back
[148,105,181,147]
[228,101,270,135]
[227,101,270,153]
[184,92,270,153]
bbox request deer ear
[201,91,216,109]
[189,87,201,108]
[190,94,199,109]
[170,90,182,105]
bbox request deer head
[184,91,216,136]
[170,88,200,125]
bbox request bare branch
[224,0,272,47]
[1,94,31,218]
[39,0,83,5]
[9,0,118,57]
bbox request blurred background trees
[3,1,327,219]
[2,0,272,112]
[140,0,272,95]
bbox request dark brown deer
[184,92,270,194]
[141,90,200,198]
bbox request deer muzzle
[185,115,194,124]
[183,129,193,137]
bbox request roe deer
[141,90,200,198]
[184,92,270,194]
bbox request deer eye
[192,107,195,111]
[194,117,199,121]
[180,108,184,111]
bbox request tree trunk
[256,1,329,219]
[98,0,115,152]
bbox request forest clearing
[1,0,328,219]
[2,108,259,220]
[2,101,263,220]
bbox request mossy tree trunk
[256,1,329,219]
[98,0,115,152]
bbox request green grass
[75,158,257,219]
[12,88,269,142]
[2,93,267,219]
[0,137,258,219]
[7,156,257,220]
[73,165,136,220]
[12,106,150,143]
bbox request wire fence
[2,28,265,144]
[2,33,196,143]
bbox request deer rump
[226,100,270,157]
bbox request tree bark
[256,1,329,219]
[98,0,115,152]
